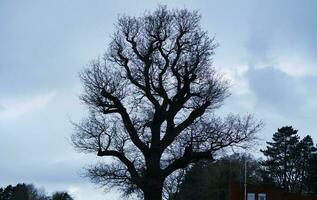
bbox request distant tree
[52,192,73,200]
[261,126,317,195]
[295,135,316,194]
[173,153,261,200]
[261,126,300,191]
[25,184,49,200]
[71,6,262,200]
[2,185,14,200]
[12,184,29,200]
[0,184,72,200]
[306,145,317,196]
[0,188,3,200]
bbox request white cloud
[66,184,121,200]
[217,64,251,96]
[275,56,316,78]
[0,91,57,120]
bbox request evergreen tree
[306,145,317,196]
[260,126,317,195]
[260,126,300,192]
[294,135,316,194]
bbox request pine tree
[295,135,316,194]
[306,145,317,196]
[260,126,317,195]
[260,126,300,192]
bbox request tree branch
[101,89,149,155]
[162,149,214,177]
[161,101,211,150]
[97,149,143,188]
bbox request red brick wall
[229,180,317,200]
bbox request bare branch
[72,6,262,199]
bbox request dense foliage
[171,154,261,200]
[261,126,317,195]
[0,184,73,200]
[174,126,317,199]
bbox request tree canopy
[173,127,317,199]
[260,126,317,195]
[0,183,73,200]
[72,6,261,200]
[52,192,74,200]
[173,153,261,200]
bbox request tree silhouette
[296,135,316,194]
[173,154,261,200]
[261,126,300,192]
[261,126,317,194]
[2,185,13,200]
[72,6,261,200]
[307,146,317,196]
[12,184,29,200]
[0,184,72,200]
[52,192,74,200]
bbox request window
[247,193,255,200]
[258,193,266,200]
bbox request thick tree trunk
[143,180,164,200]
[143,187,163,200]
[143,150,164,200]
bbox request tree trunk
[143,181,164,200]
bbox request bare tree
[72,6,262,200]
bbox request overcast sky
[1,0,316,199]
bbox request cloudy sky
[1,0,316,199]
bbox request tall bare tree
[72,6,262,200]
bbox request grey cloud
[0,104,5,112]
[247,67,305,114]
[243,0,317,68]
[245,32,271,64]
[241,0,317,118]
[0,0,115,98]
[1,1,317,199]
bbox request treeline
[0,183,73,200]
[171,126,317,200]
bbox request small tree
[72,6,261,200]
[26,184,50,200]
[52,192,74,200]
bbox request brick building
[229,180,317,200]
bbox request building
[229,180,317,200]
